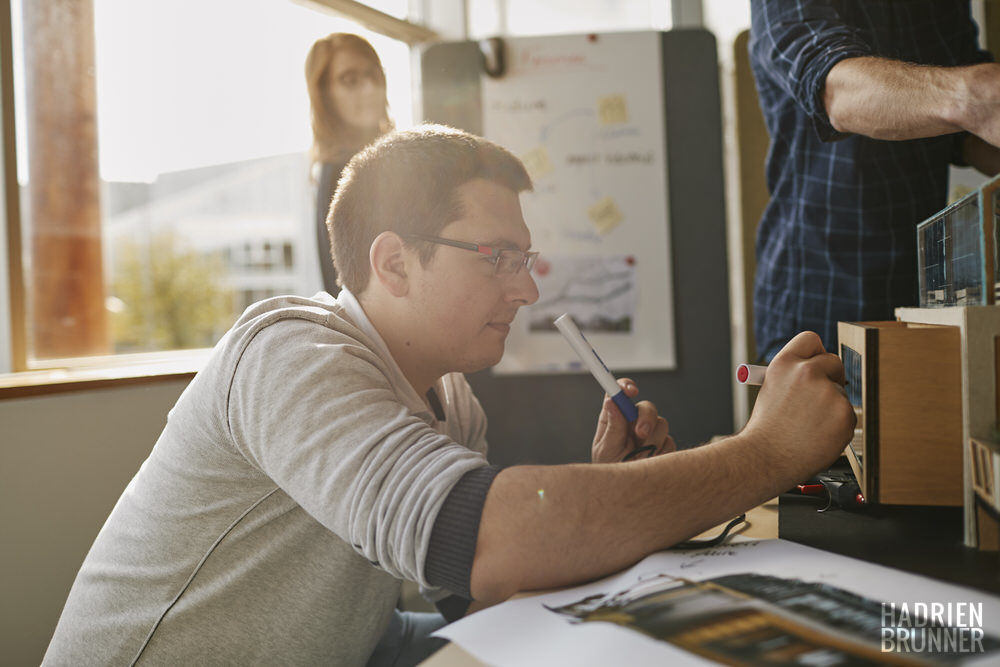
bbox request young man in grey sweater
[43,125,855,666]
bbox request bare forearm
[469,332,856,604]
[469,432,801,603]
[824,58,1000,145]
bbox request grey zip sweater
[43,289,498,666]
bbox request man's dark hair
[327,124,533,293]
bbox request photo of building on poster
[528,254,636,333]
[546,572,998,666]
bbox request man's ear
[369,231,410,297]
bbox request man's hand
[591,378,674,463]
[741,332,856,482]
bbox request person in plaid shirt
[750,0,1000,360]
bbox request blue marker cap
[611,390,639,423]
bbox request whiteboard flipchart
[482,32,676,373]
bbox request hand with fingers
[591,378,675,464]
[741,331,857,481]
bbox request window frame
[1,0,25,373]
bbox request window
[3,0,417,372]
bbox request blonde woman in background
[306,33,394,294]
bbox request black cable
[621,444,657,461]
[670,514,748,550]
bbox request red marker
[736,363,766,386]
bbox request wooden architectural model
[887,172,1000,548]
[837,321,963,507]
[834,174,1000,548]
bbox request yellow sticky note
[520,145,554,181]
[597,94,628,125]
[588,196,624,235]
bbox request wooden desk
[420,500,780,667]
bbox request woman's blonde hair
[305,33,393,164]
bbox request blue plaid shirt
[749,0,990,359]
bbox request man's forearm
[469,332,855,605]
[824,57,1000,144]
[469,432,803,603]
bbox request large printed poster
[436,539,1000,666]
[483,32,676,373]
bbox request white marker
[736,363,767,386]
[554,314,638,422]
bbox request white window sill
[0,349,212,399]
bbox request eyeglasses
[334,66,383,90]
[403,234,539,277]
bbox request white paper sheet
[434,538,1000,666]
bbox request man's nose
[506,266,539,305]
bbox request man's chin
[461,348,506,374]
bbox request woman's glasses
[334,66,383,90]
